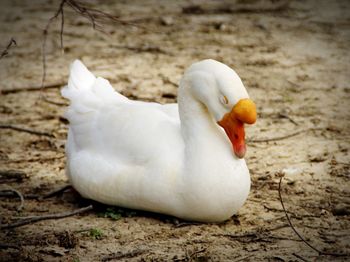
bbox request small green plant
[105,208,122,220]
[97,207,137,220]
[89,228,103,240]
[98,207,122,220]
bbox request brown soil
[0,0,349,261]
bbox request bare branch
[0,124,54,138]
[0,205,93,229]
[112,44,170,55]
[42,96,69,106]
[5,154,65,164]
[102,249,147,262]
[0,38,17,60]
[0,170,27,183]
[41,0,141,90]
[60,6,64,50]
[248,128,325,143]
[41,0,66,89]
[292,253,308,262]
[6,154,66,163]
[278,175,348,257]
[278,112,298,125]
[41,184,72,199]
[182,0,289,15]
[1,81,65,94]
[234,254,254,262]
[188,247,207,259]
[0,188,24,211]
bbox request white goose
[62,59,256,222]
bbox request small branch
[0,191,37,200]
[278,176,348,257]
[40,184,72,199]
[0,188,24,211]
[173,220,201,228]
[0,205,93,229]
[65,0,141,29]
[41,0,66,89]
[112,44,170,55]
[41,0,140,90]
[248,128,324,143]
[42,96,69,106]
[292,253,308,262]
[188,247,207,258]
[235,254,254,262]
[160,74,178,87]
[102,249,147,261]
[60,5,64,50]
[7,184,71,206]
[0,38,16,60]
[183,0,289,15]
[5,154,65,163]
[1,81,65,94]
[0,170,27,183]
[13,188,24,211]
[0,124,54,138]
[278,112,298,125]
[214,230,277,243]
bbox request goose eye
[220,95,229,105]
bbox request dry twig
[112,44,169,54]
[214,227,303,243]
[0,170,27,183]
[3,185,72,201]
[41,184,72,199]
[248,127,324,143]
[42,97,69,106]
[234,254,254,262]
[0,205,93,229]
[0,38,16,60]
[292,253,308,262]
[0,188,24,211]
[173,220,201,228]
[0,191,36,200]
[187,247,207,259]
[278,175,348,257]
[160,74,178,87]
[41,0,65,89]
[1,81,65,94]
[183,0,289,15]
[0,124,54,138]
[6,154,65,164]
[102,249,147,261]
[41,0,138,89]
[278,112,298,125]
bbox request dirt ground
[0,0,349,261]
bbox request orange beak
[218,98,257,158]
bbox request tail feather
[68,60,95,90]
[61,60,95,100]
[61,59,127,105]
[61,60,128,151]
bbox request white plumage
[62,59,255,222]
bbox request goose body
[62,59,256,222]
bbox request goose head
[183,59,257,158]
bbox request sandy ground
[0,0,349,261]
